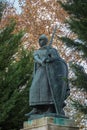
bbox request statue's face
[39,34,48,47]
[39,39,47,47]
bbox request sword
[46,24,58,60]
[49,24,58,47]
[46,24,61,115]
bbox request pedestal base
[21,117,79,130]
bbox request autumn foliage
[16,0,68,48]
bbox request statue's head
[39,34,48,47]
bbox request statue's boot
[44,106,56,114]
[25,108,38,117]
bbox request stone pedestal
[21,117,79,130]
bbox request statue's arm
[34,54,45,65]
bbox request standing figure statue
[27,34,70,118]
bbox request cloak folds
[46,58,69,114]
[29,48,54,106]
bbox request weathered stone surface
[21,117,79,130]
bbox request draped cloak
[29,46,70,113]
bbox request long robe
[29,46,70,111]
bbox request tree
[0,0,70,60]
[16,0,68,48]
[58,0,87,116]
[0,1,69,129]
[0,20,33,130]
[0,0,7,21]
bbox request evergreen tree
[0,21,33,130]
[0,0,7,20]
[58,0,87,113]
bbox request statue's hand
[40,58,46,66]
[45,57,54,63]
[42,57,46,63]
[45,58,50,63]
[34,55,46,65]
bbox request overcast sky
[7,0,21,14]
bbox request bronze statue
[27,33,70,118]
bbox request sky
[6,0,21,14]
